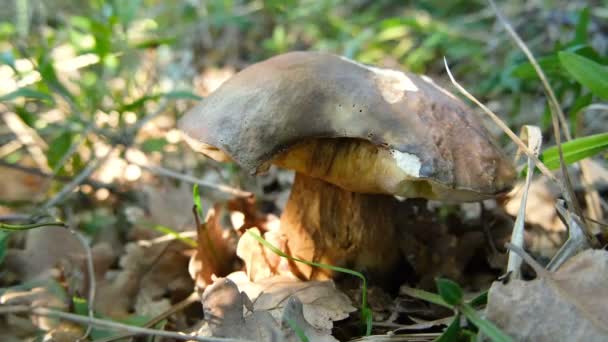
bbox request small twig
[0,305,243,342]
[1,110,50,172]
[99,292,200,342]
[130,158,252,198]
[41,146,116,210]
[0,158,114,190]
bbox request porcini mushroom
[179,51,515,281]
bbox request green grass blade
[399,286,451,309]
[559,51,608,100]
[540,132,608,170]
[460,303,513,342]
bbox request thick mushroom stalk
[281,172,402,280]
[179,51,516,281]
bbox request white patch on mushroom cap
[391,150,421,178]
[340,56,418,104]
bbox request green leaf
[468,290,488,308]
[540,132,608,170]
[436,278,463,306]
[140,137,168,153]
[192,184,203,219]
[398,286,451,309]
[0,88,54,103]
[574,7,590,45]
[163,90,203,101]
[461,304,513,342]
[47,132,74,170]
[559,51,608,100]
[284,318,310,342]
[0,231,9,265]
[435,315,461,342]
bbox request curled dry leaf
[196,277,280,341]
[189,205,239,290]
[236,227,291,282]
[228,271,356,332]
[486,249,608,341]
[3,226,82,282]
[198,276,344,341]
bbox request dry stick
[487,0,587,228]
[0,305,243,342]
[41,147,116,210]
[130,158,252,198]
[98,292,201,342]
[0,158,114,190]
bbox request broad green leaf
[468,290,488,308]
[559,51,608,100]
[540,132,608,170]
[47,132,74,170]
[141,137,168,153]
[435,315,461,342]
[461,304,513,342]
[0,88,53,102]
[436,278,463,306]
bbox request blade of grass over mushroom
[246,230,372,335]
[487,0,586,230]
[442,59,556,184]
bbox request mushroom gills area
[272,138,435,198]
[280,172,402,281]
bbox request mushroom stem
[280,172,403,281]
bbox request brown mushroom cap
[179,51,515,201]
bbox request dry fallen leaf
[236,227,291,282]
[189,205,239,290]
[3,226,82,282]
[228,271,355,332]
[197,276,344,341]
[486,249,608,341]
[196,277,279,341]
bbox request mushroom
[179,51,515,281]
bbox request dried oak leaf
[198,277,340,341]
[486,249,608,341]
[196,277,279,341]
[228,271,355,332]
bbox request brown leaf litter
[486,249,608,341]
